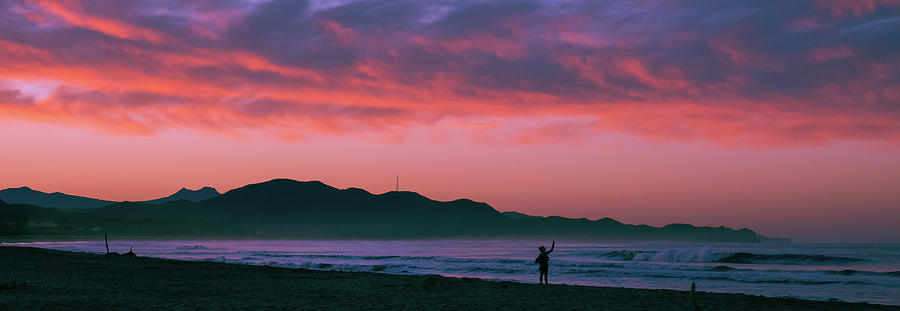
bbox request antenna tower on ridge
[396,174,399,192]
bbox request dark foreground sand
[1,247,897,311]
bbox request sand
[1,246,897,311]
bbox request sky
[1,0,899,242]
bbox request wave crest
[585,249,864,265]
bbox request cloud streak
[1,0,899,145]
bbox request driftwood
[123,245,137,258]
[0,277,25,290]
[101,234,137,258]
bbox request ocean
[5,239,899,305]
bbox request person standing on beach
[535,240,555,284]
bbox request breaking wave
[585,249,865,265]
[822,270,900,278]
[716,252,864,265]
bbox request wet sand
[1,246,897,311]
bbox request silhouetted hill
[86,179,506,237]
[139,187,220,205]
[74,179,762,241]
[0,185,219,209]
[0,187,115,209]
[502,211,542,220]
[2,179,766,242]
[0,201,223,236]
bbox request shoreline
[2,246,898,310]
[7,235,898,247]
[0,235,783,243]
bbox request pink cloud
[0,0,897,147]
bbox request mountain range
[0,187,116,209]
[0,186,221,208]
[139,187,221,205]
[0,179,770,242]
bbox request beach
[1,246,897,311]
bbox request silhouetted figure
[535,240,555,284]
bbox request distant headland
[0,179,778,242]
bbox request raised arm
[548,240,555,254]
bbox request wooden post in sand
[104,234,110,254]
[691,282,700,311]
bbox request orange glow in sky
[1,0,899,242]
